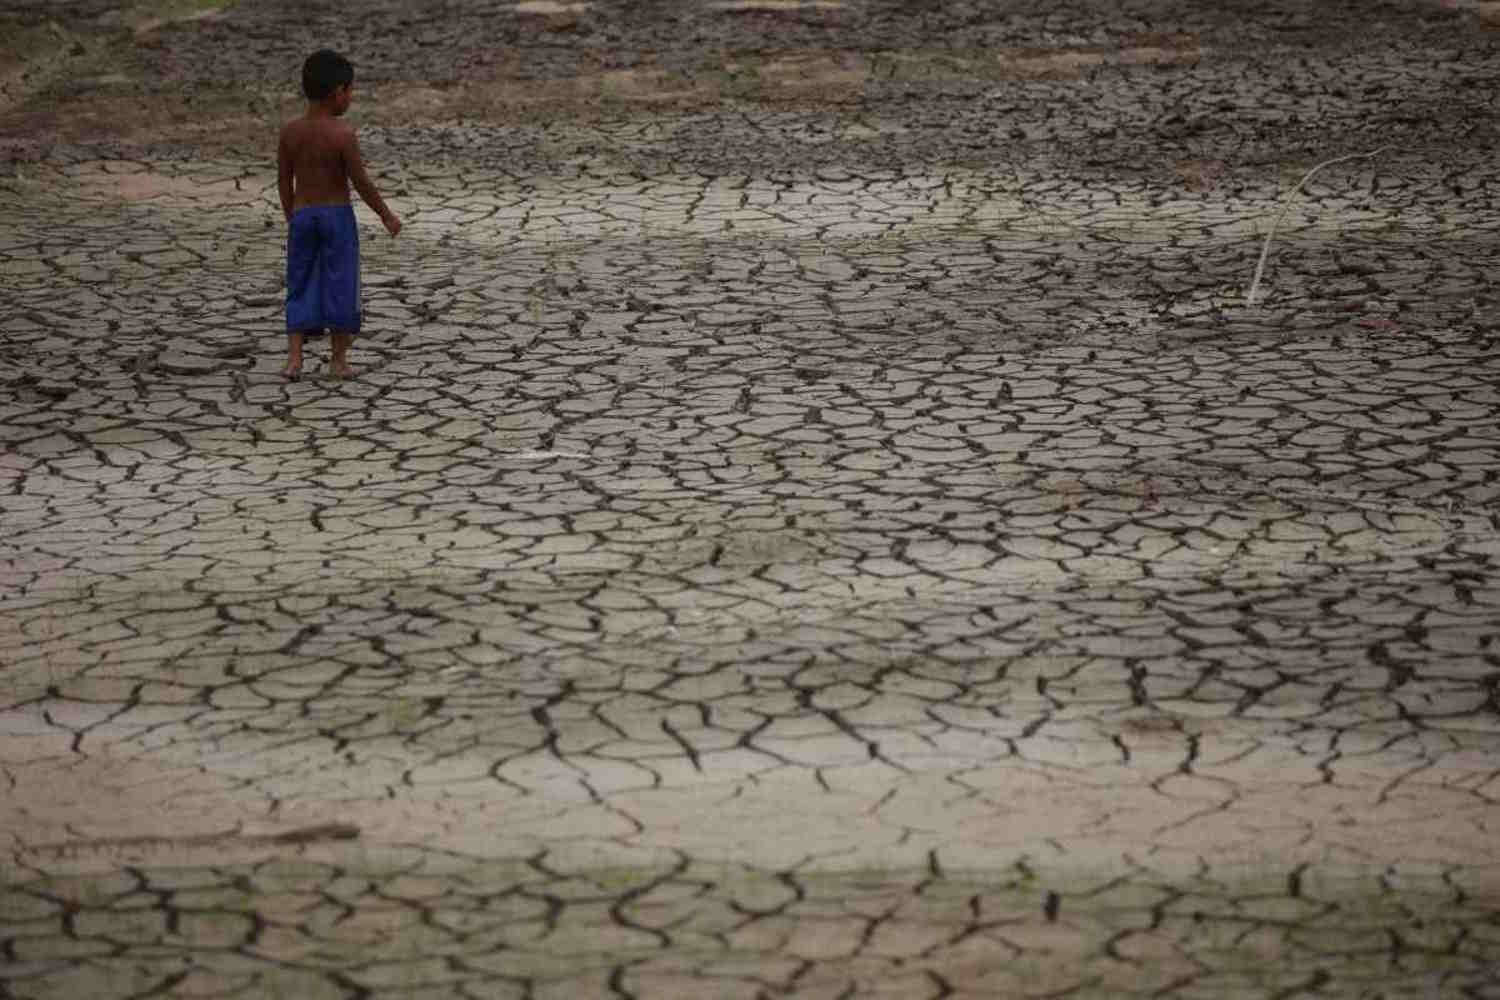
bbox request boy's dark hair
[302,49,354,100]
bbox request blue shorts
[285,204,360,335]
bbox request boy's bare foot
[329,332,355,380]
[284,331,304,381]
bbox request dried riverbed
[3,1,1500,996]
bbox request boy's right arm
[342,127,401,237]
[276,127,294,223]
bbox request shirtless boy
[277,49,401,380]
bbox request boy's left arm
[276,129,294,223]
[342,128,401,237]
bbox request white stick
[1245,145,1390,306]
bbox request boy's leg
[284,331,304,379]
[285,209,319,380]
[327,206,360,380]
[330,331,354,379]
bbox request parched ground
[4,1,1500,997]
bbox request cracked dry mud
[4,0,1500,997]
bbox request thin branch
[1244,145,1390,306]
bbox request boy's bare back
[279,117,357,210]
[277,109,400,236]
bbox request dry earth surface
[4,0,1500,997]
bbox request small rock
[33,381,72,400]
